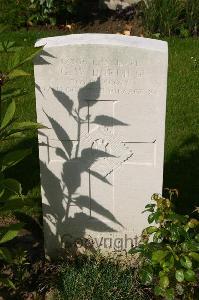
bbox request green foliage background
[0,0,95,28]
[0,0,198,36]
[142,0,199,36]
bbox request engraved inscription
[56,56,159,96]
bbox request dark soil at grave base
[28,7,144,37]
[74,16,144,36]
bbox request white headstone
[34,34,168,257]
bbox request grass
[57,257,151,300]
[163,37,199,213]
[0,30,198,215]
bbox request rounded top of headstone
[35,34,167,53]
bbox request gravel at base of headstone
[34,34,168,258]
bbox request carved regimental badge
[70,127,133,177]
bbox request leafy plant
[130,190,199,300]
[29,0,82,25]
[0,34,44,289]
[29,0,56,25]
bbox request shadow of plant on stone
[38,77,130,256]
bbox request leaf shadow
[37,77,130,256]
[34,49,56,65]
[92,115,128,127]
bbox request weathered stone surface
[34,34,168,257]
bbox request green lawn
[164,37,199,214]
[0,30,198,215]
